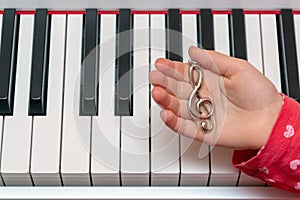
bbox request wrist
[252,93,283,150]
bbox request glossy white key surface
[1,15,34,186]
[0,14,3,186]
[182,14,197,62]
[0,187,297,200]
[0,115,2,186]
[209,146,238,186]
[239,172,266,186]
[91,14,120,186]
[61,14,91,186]
[121,14,149,186]
[30,15,66,186]
[294,15,300,87]
[214,14,230,55]
[245,14,263,73]
[212,14,239,186]
[239,14,265,186]
[180,14,209,186]
[0,187,299,200]
[260,14,281,92]
[150,14,180,186]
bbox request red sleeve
[232,94,300,193]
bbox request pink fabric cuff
[232,94,300,193]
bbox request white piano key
[61,14,91,186]
[120,14,149,186]
[212,14,239,186]
[213,14,230,55]
[91,14,120,186]
[239,172,265,186]
[180,14,209,186]
[30,15,66,186]
[0,186,297,200]
[150,15,167,62]
[0,115,2,185]
[245,14,263,73]
[260,14,281,92]
[182,14,197,62]
[1,15,34,186]
[150,14,180,186]
[0,14,3,186]
[239,14,265,186]
[294,14,300,87]
[210,146,239,186]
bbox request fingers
[153,55,216,96]
[188,46,247,78]
[152,86,191,119]
[155,58,190,82]
[149,70,192,99]
[154,46,251,81]
[160,109,205,141]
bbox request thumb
[188,46,244,78]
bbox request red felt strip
[244,10,280,14]
[16,10,36,15]
[131,10,167,14]
[293,10,300,15]
[48,10,86,15]
[211,10,232,14]
[179,10,200,15]
[98,10,119,14]
[1,9,299,15]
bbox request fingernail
[160,110,167,122]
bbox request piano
[0,0,299,199]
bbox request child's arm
[150,46,282,150]
[149,46,300,193]
[233,95,300,193]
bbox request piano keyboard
[0,7,299,199]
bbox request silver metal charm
[188,59,214,132]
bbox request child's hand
[149,46,282,150]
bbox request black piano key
[276,9,300,100]
[166,9,182,61]
[29,9,51,115]
[0,9,19,115]
[198,9,214,50]
[115,9,133,116]
[229,9,247,186]
[80,9,100,116]
[229,9,247,60]
[197,8,215,187]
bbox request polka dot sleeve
[232,94,300,193]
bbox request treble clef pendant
[188,59,214,132]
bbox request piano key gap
[89,116,93,186]
[0,117,5,186]
[148,14,152,187]
[58,14,69,187]
[29,116,35,186]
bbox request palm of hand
[149,46,282,150]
